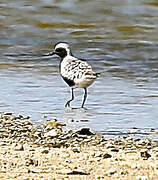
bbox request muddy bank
[0,113,158,179]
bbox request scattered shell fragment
[136,175,148,180]
[106,168,117,176]
[44,119,66,129]
[0,113,158,179]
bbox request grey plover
[48,42,99,108]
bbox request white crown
[55,43,70,50]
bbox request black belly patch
[62,76,75,87]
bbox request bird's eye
[55,48,63,52]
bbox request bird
[48,42,99,108]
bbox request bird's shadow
[64,107,88,112]
[64,106,97,116]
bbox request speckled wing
[61,58,94,81]
[60,56,99,87]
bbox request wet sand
[0,113,158,179]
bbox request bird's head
[48,42,72,59]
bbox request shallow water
[0,0,158,137]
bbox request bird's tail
[95,73,100,77]
[85,71,100,79]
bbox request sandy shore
[0,113,158,179]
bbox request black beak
[44,51,56,56]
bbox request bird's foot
[65,101,71,107]
[81,106,87,110]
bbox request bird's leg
[65,88,74,107]
[81,88,87,108]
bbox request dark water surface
[0,0,158,137]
